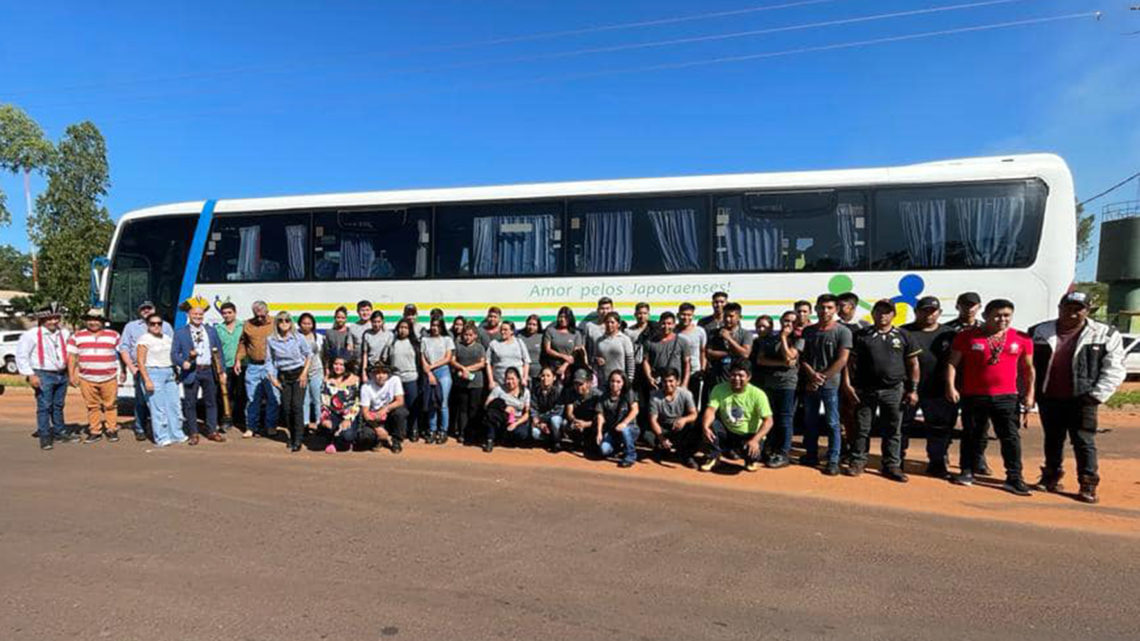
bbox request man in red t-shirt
[945,298,1036,495]
[67,309,124,443]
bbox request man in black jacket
[1028,292,1126,504]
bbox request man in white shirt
[16,302,78,449]
[350,363,409,453]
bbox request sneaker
[951,471,975,486]
[84,433,103,444]
[56,432,80,444]
[1002,477,1032,496]
[765,454,790,469]
[723,450,740,461]
[975,460,993,477]
[618,460,635,469]
[483,439,494,453]
[324,444,337,454]
[823,462,841,476]
[683,456,699,470]
[241,429,254,439]
[744,460,760,472]
[550,441,562,453]
[698,455,719,472]
[134,431,147,442]
[106,431,120,443]
[391,440,403,454]
[843,462,864,477]
[882,467,910,483]
[40,440,53,451]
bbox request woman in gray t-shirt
[387,318,422,438]
[542,306,584,378]
[594,311,635,382]
[488,321,531,387]
[519,314,545,386]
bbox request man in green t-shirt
[699,359,773,472]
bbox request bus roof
[116,153,1071,222]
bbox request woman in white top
[482,367,531,452]
[488,321,530,387]
[137,313,185,447]
[420,317,455,444]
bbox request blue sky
[1,0,1136,280]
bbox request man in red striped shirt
[68,309,125,443]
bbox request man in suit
[172,296,226,445]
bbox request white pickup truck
[1,330,23,374]
[1123,334,1140,380]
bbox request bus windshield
[107,215,198,325]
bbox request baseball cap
[572,369,592,383]
[871,299,895,313]
[137,300,156,310]
[1060,291,1090,308]
[916,296,941,310]
[956,292,981,306]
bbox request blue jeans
[803,386,841,464]
[427,366,451,435]
[132,370,150,437]
[146,367,185,446]
[244,363,280,433]
[533,411,564,442]
[600,425,640,464]
[763,387,797,456]
[33,369,69,441]
[303,370,323,425]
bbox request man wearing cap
[563,368,601,451]
[945,292,982,331]
[119,300,173,441]
[172,297,227,445]
[946,299,1036,495]
[234,300,278,438]
[1028,292,1126,504]
[67,309,124,444]
[843,300,921,482]
[900,296,959,478]
[17,303,78,449]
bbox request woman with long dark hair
[483,366,531,453]
[595,369,640,468]
[451,322,488,444]
[542,306,583,381]
[388,317,422,441]
[421,316,455,444]
[297,312,324,437]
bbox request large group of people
[15,287,1128,504]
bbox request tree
[27,121,113,324]
[0,104,55,228]
[0,244,34,291]
[1076,201,1095,262]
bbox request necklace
[985,330,1008,365]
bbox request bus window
[312,208,430,280]
[199,213,311,283]
[714,190,867,272]
[567,196,708,275]
[107,215,198,324]
[435,202,562,278]
[872,180,1047,270]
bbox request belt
[196,365,213,371]
[247,359,265,365]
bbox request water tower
[1096,200,1140,333]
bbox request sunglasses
[277,320,292,325]
[148,321,163,327]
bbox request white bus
[96,153,1075,341]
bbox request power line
[3,0,842,98]
[96,11,1097,127]
[1079,171,1140,207]
[19,0,1035,112]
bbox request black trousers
[643,421,699,459]
[960,394,1022,478]
[453,386,484,440]
[278,367,305,447]
[223,365,245,428]
[1039,398,1099,477]
[852,384,904,469]
[181,367,218,436]
[357,406,409,446]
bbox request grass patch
[1106,389,1140,409]
[0,374,31,388]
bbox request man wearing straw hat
[67,308,124,444]
[172,296,227,445]
[16,302,78,450]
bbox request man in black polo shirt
[843,299,921,481]
[698,291,728,334]
[900,296,959,478]
[563,369,601,451]
[704,302,751,395]
[945,292,982,331]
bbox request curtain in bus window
[835,203,862,269]
[953,196,1025,267]
[236,225,262,280]
[899,200,946,268]
[582,211,632,273]
[286,225,306,280]
[414,219,428,278]
[720,211,784,271]
[647,208,701,272]
[337,235,375,279]
[472,215,557,275]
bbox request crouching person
[482,367,532,453]
[349,364,408,453]
[699,359,773,472]
[320,354,360,453]
[595,370,640,468]
[645,367,699,467]
[530,366,565,451]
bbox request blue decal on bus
[175,199,217,329]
